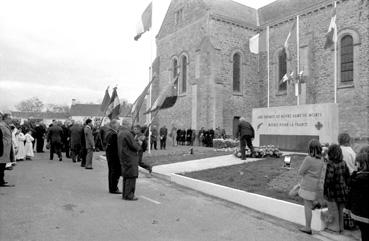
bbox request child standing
[15,130,26,161]
[24,131,34,160]
[324,144,351,233]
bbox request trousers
[240,135,254,159]
[85,148,93,168]
[50,142,62,160]
[123,177,136,200]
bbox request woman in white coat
[16,130,26,161]
[24,131,34,160]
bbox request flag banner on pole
[134,2,152,41]
[249,33,259,54]
[282,74,289,83]
[324,5,337,49]
[131,76,156,123]
[100,87,110,112]
[106,87,121,120]
[284,19,297,50]
[144,75,179,114]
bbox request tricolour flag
[284,19,297,50]
[134,2,152,41]
[131,76,156,123]
[324,5,337,49]
[106,87,120,120]
[145,75,179,114]
[249,33,259,54]
[100,87,110,112]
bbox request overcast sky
[0,0,275,111]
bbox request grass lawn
[143,145,233,166]
[183,155,307,205]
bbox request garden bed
[143,146,233,166]
[182,155,307,205]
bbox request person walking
[84,119,95,170]
[34,122,46,153]
[324,144,350,234]
[105,119,121,194]
[0,113,15,187]
[70,121,83,163]
[298,139,324,235]
[47,120,63,161]
[159,125,168,150]
[118,119,142,201]
[346,153,369,241]
[236,117,254,160]
[24,130,34,160]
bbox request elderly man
[118,119,142,201]
[236,117,255,160]
[47,120,64,161]
[105,119,121,194]
[0,113,15,187]
[84,119,95,170]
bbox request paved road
[0,152,319,241]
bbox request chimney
[72,99,76,106]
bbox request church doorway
[233,116,240,138]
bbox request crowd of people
[297,134,368,240]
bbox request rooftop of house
[69,104,103,117]
[11,111,70,119]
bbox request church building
[151,0,369,142]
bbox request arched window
[340,35,353,83]
[233,53,241,92]
[181,55,187,93]
[172,58,179,91]
[278,49,287,91]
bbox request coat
[237,121,255,138]
[70,124,83,148]
[0,121,14,164]
[105,129,121,171]
[298,156,324,192]
[324,160,350,203]
[159,127,168,137]
[346,171,369,224]
[34,125,46,139]
[84,125,95,149]
[117,127,141,178]
[47,125,63,144]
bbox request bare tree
[15,97,44,112]
[45,104,70,113]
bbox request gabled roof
[11,111,70,119]
[203,0,258,26]
[258,0,328,25]
[69,104,103,117]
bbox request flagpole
[333,1,337,104]
[296,15,300,106]
[147,0,154,154]
[267,25,270,108]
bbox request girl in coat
[347,153,369,241]
[24,130,34,160]
[324,144,350,233]
[15,130,26,161]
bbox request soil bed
[182,155,307,204]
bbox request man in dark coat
[105,119,121,194]
[236,117,255,160]
[99,121,110,151]
[159,125,168,150]
[150,126,158,150]
[34,122,46,153]
[186,128,193,146]
[70,121,83,163]
[118,119,142,201]
[61,121,71,158]
[84,119,95,169]
[47,120,64,161]
[0,113,15,187]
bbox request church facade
[151,0,369,141]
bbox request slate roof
[69,104,103,117]
[258,0,328,25]
[11,111,70,119]
[203,0,258,26]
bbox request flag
[131,76,156,123]
[134,2,152,41]
[324,5,337,49]
[284,19,297,50]
[100,87,110,112]
[282,74,289,83]
[249,33,259,54]
[145,75,179,114]
[106,87,120,120]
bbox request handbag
[289,183,300,197]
